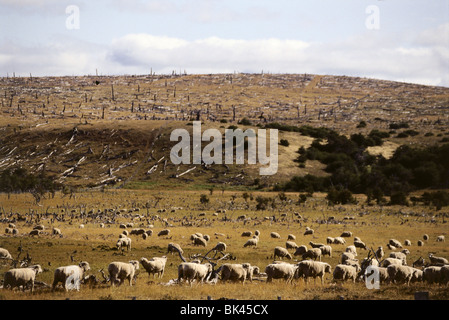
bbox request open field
[0,74,449,300]
[0,189,448,300]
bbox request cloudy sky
[1,0,448,86]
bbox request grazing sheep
[274,247,292,260]
[220,263,254,284]
[302,248,322,261]
[375,246,384,260]
[326,237,335,244]
[423,234,429,241]
[254,230,260,237]
[293,245,308,256]
[381,258,404,268]
[436,235,445,242]
[304,227,314,236]
[270,232,281,239]
[404,239,412,246]
[145,230,153,237]
[116,237,132,252]
[345,245,358,257]
[108,261,140,286]
[265,263,298,283]
[286,241,298,250]
[319,245,332,258]
[340,231,353,238]
[140,256,168,279]
[5,227,13,234]
[428,253,449,265]
[157,229,170,237]
[333,264,359,282]
[333,237,346,245]
[387,265,422,285]
[122,230,129,236]
[417,240,424,247]
[119,224,127,229]
[341,252,357,264]
[0,248,13,260]
[389,252,408,265]
[29,230,40,237]
[177,262,213,285]
[243,238,258,248]
[3,265,43,292]
[309,241,325,249]
[52,261,91,291]
[241,231,252,237]
[296,261,332,285]
[423,266,442,284]
[441,266,449,285]
[287,234,296,241]
[212,242,227,252]
[389,239,403,249]
[130,228,146,236]
[354,239,367,250]
[33,224,45,231]
[52,228,62,236]
[192,235,208,247]
[167,243,184,255]
[364,266,389,284]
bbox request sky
[0,0,448,86]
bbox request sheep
[79,224,85,229]
[302,248,322,261]
[192,235,208,247]
[404,239,412,246]
[33,224,45,231]
[0,248,13,260]
[108,260,140,286]
[178,262,213,285]
[157,229,170,237]
[52,228,62,236]
[140,256,167,279]
[435,235,445,242]
[122,230,129,236]
[375,246,384,260]
[287,234,296,241]
[333,237,346,245]
[364,266,389,284]
[423,266,442,284]
[52,261,91,291]
[428,253,449,265]
[296,260,332,285]
[145,230,153,237]
[241,231,252,237]
[340,231,353,238]
[220,263,253,284]
[304,227,314,236]
[167,243,183,255]
[274,247,292,260]
[130,228,146,236]
[389,252,408,265]
[354,239,367,250]
[3,265,43,292]
[119,224,127,229]
[254,230,260,237]
[5,227,13,234]
[345,245,357,256]
[203,234,210,242]
[326,237,335,245]
[423,234,429,241]
[319,245,332,258]
[270,232,281,239]
[417,240,424,247]
[265,262,298,283]
[243,238,258,248]
[389,239,403,249]
[341,252,357,264]
[29,230,40,237]
[293,245,308,256]
[333,264,359,282]
[8,223,16,229]
[387,265,422,285]
[309,241,325,249]
[286,241,298,250]
[116,237,132,252]
[212,242,227,252]
[441,266,449,285]
[381,258,404,268]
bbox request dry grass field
[0,73,448,301]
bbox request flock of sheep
[1,220,448,294]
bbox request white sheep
[140,256,167,279]
[381,258,404,268]
[293,245,308,256]
[441,266,449,285]
[309,241,325,249]
[108,260,140,286]
[333,237,347,245]
[326,237,335,244]
[302,248,322,261]
[404,239,412,246]
[296,260,332,285]
[286,241,298,250]
[304,227,314,235]
[375,246,384,260]
[364,266,389,284]
[52,261,91,291]
[428,253,449,265]
[389,239,403,249]
[116,236,132,252]
[340,231,352,237]
[243,238,258,248]
[177,262,213,285]
[333,264,359,282]
[319,245,332,258]
[270,232,281,239]
[417,240,424,247]
[436,235,445,242]
[212,242,227,252]
[52,227,62,236]
[274,247,292,260]
[265,262,298,284]
[3,265,43,292]
[341,252,357,264]
[354,239,367,250]
[389,252,408,265]
[345,245,358,257]
[423,266,442,284]
[157,229,170,237]
[167,243,183,255]
[0,248,13,260]
[241,231,252,237]
[220,263,255,284]
[192,235,208,247]
[287,234,296,241]
[387,265,422,285]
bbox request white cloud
[1,24,448,87]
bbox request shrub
[280,139,290,147]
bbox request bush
[326,188,357,205]
[279,139,290,147]
[356,121,367,128]
[389,192,409,206]
[389,122,409,130]
[238,118,252,126]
